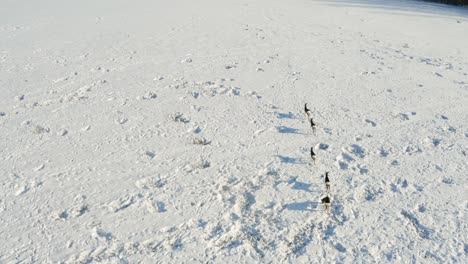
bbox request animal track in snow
[192,137,211,145]
[59,81,104,103]
[31,125,50,134]
[137,92,157,100]
[439,114,449,120]
[181,158,211,172]
[351,164,369,174]
[14,183,29,196]
[441,178,454,184]
[322,128,333,135]
[181,57,192,63]
[389,178,408,192]
[114,112,128,125]
[145,151,156,159]
[423,137,441,148]
[335,155,349,170]
[92,227,113,241]
[234,192,255,216]
[51,204,88,221]
[58,129,68,136]
[189,91,201,99]
[172,112,190,123]
[317,143,329,150]
[364,119,377,127]
[135,177,166,189]
[419,57,453,70]
[282,222,315,257]
[378,147,390,157]
[224,63,237,70]
[344,144,366,159]
[355,185,384,202]
[14,180,42,196]
[209,223,268,258]
[447,126,456,133]
[14,94,25,101]
[404,144,422,155]
[183,80,247,98]
[395,112,416,121]
[336,149,367,172]
[246,91,262,99]
[400,210,432,239]
[187,125,201,134]
[220,86,241,96]
[108,194,138,212]
[144,197,166,213]
[33,164,45,172]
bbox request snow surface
[1,0,467,262]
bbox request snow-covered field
[1,0,467,262]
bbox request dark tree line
[423,0,468,6]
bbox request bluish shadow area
[350,144,366,158]
[275,155,306,164]
[276,112,296,119]
[325,225,336,237]
[318,143,329,150]
[291,180,316,193]
[318,0,468,18]
[401,210,434,239]
[276,126,301,134]
[342,152,354,161]
[286,201,319,211]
